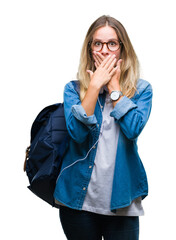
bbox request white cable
[56,138,99,183]
[56,97,103,183]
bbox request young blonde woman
[54,15,153,240]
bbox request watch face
[111,91,120,101]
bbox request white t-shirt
[82,90,144,216]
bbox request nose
[100,43,109,56]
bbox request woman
[54,15,153,240]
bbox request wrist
[89,81,102,92]
[112,96,123,107]
[107,83,121,94]
[108,87,121,95]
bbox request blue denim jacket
[54,79,153,212]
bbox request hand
[92,51,106,68]
[87,54,118,90]
[106,58,123,93]
[92,51,122,93]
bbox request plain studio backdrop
[0,0,175,239]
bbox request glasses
[91,39,122,52]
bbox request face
[91,26,121,59]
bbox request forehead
[93,26,118,41]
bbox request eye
[109,41,117,46]
[94,41,102,46]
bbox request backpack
[24,81,79,207]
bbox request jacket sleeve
[64,82,98,143]
[110,83,153,140]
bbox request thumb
[86,69,94,78]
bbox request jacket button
[93,145,96,149]
[83,187,86,191]
[89,165,92,169]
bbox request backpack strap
[24,146,30,171]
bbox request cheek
[114,51,121,60]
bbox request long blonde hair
[77,15,140,101]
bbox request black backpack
[24,81,79,207]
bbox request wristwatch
[110,91,123,101]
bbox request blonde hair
[77,15,140,101]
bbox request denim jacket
[54,79,153,213]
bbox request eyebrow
[93,38,119,42]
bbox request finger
[95,62,98,69]
[108,58,117,72]
[93,53,101,66]
[101,54,113,67]
[94,54,101,65]
[117,59,123,69]
[109,66,118,76]
[101,55,116,69]
[94,52,105,64]
[86,70,93,78]
[96,52,105,62]
[105,56,117,70]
